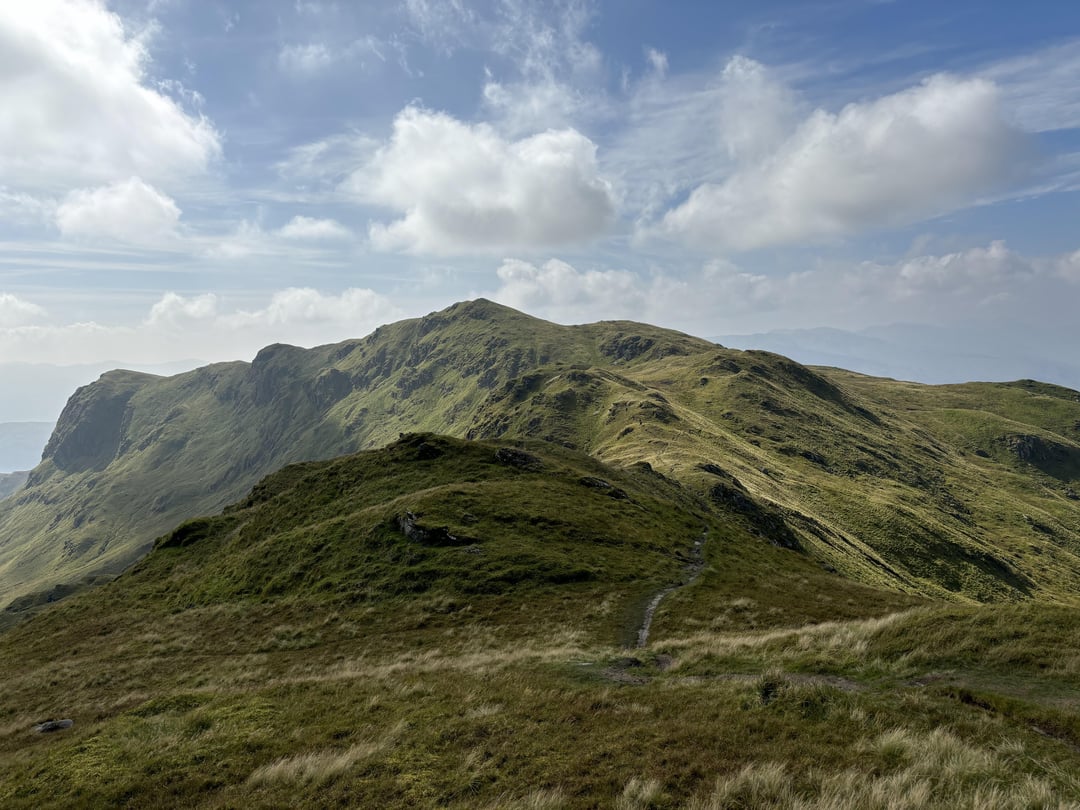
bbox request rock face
[41,371,157,474]
[701,463,802,551]
[999,433,1080,479]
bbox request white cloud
[486,240,1080,337]
[0,294,47,328]
[0,188,57,225]
[480,0,604,135]
[1054,249,1080,282]
[983,39,1080,133]
[226,287,392,328]
[488,256,803,331]
[604,56,795,224]
[0,0,221,192]
[660,72,1023,251]
[0,288,404,365]
[349,106,614,254]
[891,240,1036,295]
[279,42,336,75]
[495,258,647,318]
[714,56,801,165]
[278,216,352,240]
[403,0,475,54]
[146,291,218,328]
[645,48,668,78]
[56,178,181,244]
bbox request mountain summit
[3,300,1080,615]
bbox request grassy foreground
[0,436,1077,807]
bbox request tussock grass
[616,776,665,809]
[687,728,1073,809]
[481,788,568,809]
[247,727,398,786]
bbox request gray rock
[33,719,73,733]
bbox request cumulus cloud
[224,287,392,328]
[495,258,647,318]
[489,256,801,330]
[278,216,352,240]
[146,291,218,328]
[488,240,1080,337]
[56,178,181,244]
[0,0,221,191]
[891,240,1036,295]
[349,106,614,254]
[0,294,48,328]
[658,69,1024,251]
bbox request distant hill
[3,299,1080,614]
[714,323,1080,390]
[0,472,28,501]
[0,422,55,473]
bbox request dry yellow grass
[246,721,404,786]
[686,728,1078,810]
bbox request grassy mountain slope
[0,436,1076,808]
[3,299,1080,613]
[0,472,28,502]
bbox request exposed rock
[1002,434,1067,464]
[415,442,444,460]
[600,334,656,362]
[312,368,352,408]
[494,447,542,469]
[578,476,629,500]
[709,482,802,551]
[33,719,73,733]
[43,371,155,474]
[397,512,473,546]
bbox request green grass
[0,435,1077,807]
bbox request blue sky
[1,0,1078,369]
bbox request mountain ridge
[3,299,1080,615]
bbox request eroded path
[636,528,708,647]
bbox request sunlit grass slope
[3,299,1080,613]
[0,436,1076,807]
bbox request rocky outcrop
[701,463,802,551]
[397,512,474,546]
[41,371,157,474]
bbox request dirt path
[636,528,708,647]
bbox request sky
[1,0,1079,377]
